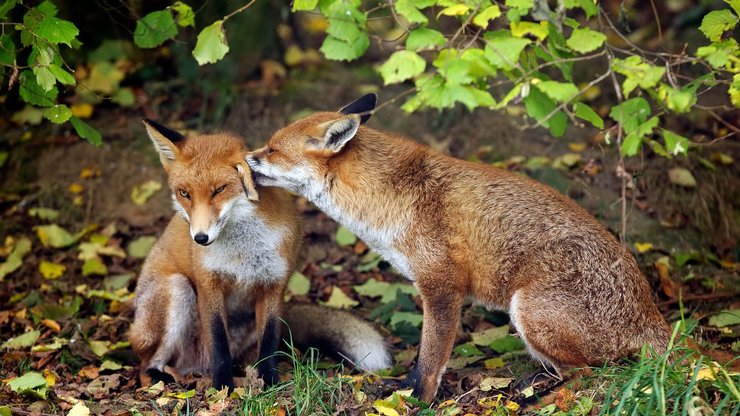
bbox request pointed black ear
[339,93,377,124]
[143,119,185,143]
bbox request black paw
[212,366,235,391]
[146,368,176,385]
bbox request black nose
[194,233,209,245]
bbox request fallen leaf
[555,388,576,411]
[389,311,423,329]
[35,224,79,248]
[79,167,100,179]
[88,340,110,357]
[6,372,47,398]
[489,335,525,353]
[67,402,90,416]
[42,369,56,387]
[568,143,587,152]
[446,355,482,370]
[286,271,310,297]
[126,236,157,258]
[68,183,84,194]
[86,374,121,399]
[0,237,31,280]
[655,260,679,299]
[483,357,505,369]
[78,365,100,380]
[41,318,61,332]
[28,207,60,221]
[82,257,108,276]
[634,242,653,253]
[100,360,123,371]
[39,261,66,279]
[479,376,512,391]
[71,103,94,119]
[707,310,740,327]
[471,326,509,346]
[335,226,358,247]
[131,180,162,206]
[320,286,359,309]
[667,168,697,187]
[1,330,40,349]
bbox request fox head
[143,119,259,246]
[246,93,376,196]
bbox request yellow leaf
[79,167,100,179]
[568,142,587,152]
[68,183,84,194]
[505,400,521,411]
[284,45,305,67]
[510,21,549,41]
[438,4,470,18]
[131,180,162,206]
[578,82,602,101]
[72,196,84,206]
[372,401,400,416]
[320,286,359,309]
[39,261,66,279]
[43,369,57,386]
[67,401,90,416]
[635,242,653,253]
[41,319,61,332]
[71,103,94,119]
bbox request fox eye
[266,147,275,155]
[214,185,226,195]
[179,189,190,199]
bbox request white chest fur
[201,208,289,285]
[309,186,415,280]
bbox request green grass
[550,323,740,416]
[239,341,350,415]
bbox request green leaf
[613,56,665,96]
[19,70,58,107]
[696,39,738,69]
[406,28,445,51]
[171,1,194,27]
[389,311,423,329]
[566,27,606,53]
[112,87,136,107]
[321,286,359,309]
[563,0,598,18]
[43,104,72,124]
[699,9,738,42]
[35,224,78,248]
[36,15,79,46]
[193,20,229,65]
[48,64,76,86]
[453,342,483,357]
[535,80,579,102]
[293,0,318,11]
[335,226,358,246]
[573,102,604,129]
[0,0,17,20]
[127,236,157,259]
[727,0,740,15]
[609,97,651,134]
[28,207,59,221]
[437,4,470,18]
[471,326,509,346]
[0,34,16,66]
[379,50,426,85]
[483,30,530,70]
[395,0,428,24]
[133,10,177,48]
[658,84,696,114]
[0,237,31,280]
[489,334,525,353]
[353,278,391,298]
[662,130,690,156]
[523,86,567,137]
[620,116,658,157]
[473,4,501,28]
[33,66,56,91]
[320,33,369,62]
[729,74,740,107]
[6,372,47,395]
[1,330,40,349]
[327,17,361,43]
[287,271,310,297]
[70,116,102,146]
[39,260,65,279]
[82,257,108,276]
[707,309,740,327]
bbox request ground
[0,66,738,415]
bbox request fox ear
[320,115,360,153]
[143,119,185,166]
[235,161,259,202]
[339,93,376,124]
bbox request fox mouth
[252,171,273,183]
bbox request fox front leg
[254,283,284,386]
[408,284,465,403]
[197,278,234,391]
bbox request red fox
[129,120,390,390]
[245,94,673,402]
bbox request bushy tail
[282,303,392,372]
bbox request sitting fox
[246,94,672,402]
[129,120,390,390]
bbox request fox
[129,119,391,390]
[245,93,674,402]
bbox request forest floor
[1,66,739,415]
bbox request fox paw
[146,368,176,385]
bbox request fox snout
[193,233,209,245]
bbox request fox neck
[306,132,424,280]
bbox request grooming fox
[129,120,390,390]
[246,94,672,402]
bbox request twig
[222,0,258,22]
[657,292,739,307]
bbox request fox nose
[194,233,209,245]
[246,155,259,167]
